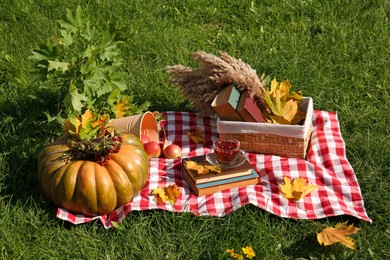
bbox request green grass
[1,0,389,259]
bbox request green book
[211,84,243,121]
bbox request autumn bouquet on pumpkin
[33,6,151,216]
[37,110,150,216]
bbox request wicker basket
[216,97,313,159]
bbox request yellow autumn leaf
[186,128,206,144]
[289,109,307,125]
[269,79,291,100]
[92,114,109,128]
[287,91,304,101]
[281,99,298,122]
[278,79,292,99]
[279,176,317,201]
[63,117,81,135]
[270,78,279,94]
[204,165,222,174]
[81,109,94,128]
[271,90,298,122]
[184,160,205,174]
[152,187,168,205]
[115,97,131,118]
[165,184,181,204]
[317,222,360,249]
[184,160,221,175]
[264,78,305,125]
[152,185,181,205]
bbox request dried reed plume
[166,51,267,117]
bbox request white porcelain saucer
[205,150,246,169]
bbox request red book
[236,91,265,123]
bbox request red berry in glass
[214,138,240,164]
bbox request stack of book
[181,155,259,196]
[211,84,265,123]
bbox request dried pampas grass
[166,51,267,117]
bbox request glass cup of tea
[213,138,240,164]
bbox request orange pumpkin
[37,134,149,216]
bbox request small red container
[213,138,240,164]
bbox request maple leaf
[152,184,180,205]
[81,108,94,128]
[263,78,306,124]
[91,114,109,128]
[184,160,221,175]
[115,97,131,118]
[48,60,69,72]
[165,184,181,204]
[317,222,360,249]
[184,160,204,174]
[204,165,222,174]
[63,109,94,136]
[186,128,206,144]
[279,176,317,201]
[63,116,81,135]
[152,187,168,205]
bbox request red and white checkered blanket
[57,111,372,228]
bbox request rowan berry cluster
[69,130,123,166]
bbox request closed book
[236,91,265,123]
[182,167,259,196]
[211,85,243,121]
[182,155,253,184]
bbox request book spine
[194,169,252,184]
[182,168,259,196]
[196,176,259,196]
[181,168,201,196]
[212,85,243,121]
[181,164,197,183]
[196,170,258,188]
[236,91,265,123]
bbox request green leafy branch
[31,6,149,130]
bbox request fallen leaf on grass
[186,128,206,144]
[317,222,360,249]
[110,221,124,230]
[279,176,317,201]
[152,184,180,205]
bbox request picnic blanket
[57,111,372,228]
